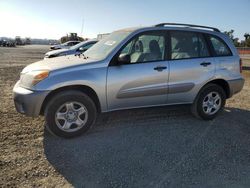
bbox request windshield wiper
[75,53,89,59]
[81,53,88,59]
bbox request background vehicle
[50,40,80,50]
[44,39,98,59]
[97,33,110,40]
[0,39,16,47]
[15,36,23,45]
[13,23,244,138]
[60,32,85,43]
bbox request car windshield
[84,31,131,60]
[62,41,71,46]
[70,41,94,50]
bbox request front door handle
[154,66,167,71]
[200,62,211,67]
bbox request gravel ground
[0,45,250,187]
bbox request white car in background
[45,40,98,59]
[50,41,80,50]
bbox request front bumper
[228,78,245,97]
[13,81,50,117]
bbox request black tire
[45,90,97,138]
[191,84,226,120]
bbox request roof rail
[155,23,220,32]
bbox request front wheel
[45,91,97,138]
[191,84,226,120]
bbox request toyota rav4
[13,23,245,138]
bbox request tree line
[224,30,250,47]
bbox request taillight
[239,58,242,73]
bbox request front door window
[119,32,166,64]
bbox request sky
[0,0,249,40]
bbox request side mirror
[118,53,130,65]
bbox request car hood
[21,55,99,73]
[45,49,70,56]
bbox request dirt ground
[0,45,250,187]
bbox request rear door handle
[154,66,167,71]
[200,62,211,67]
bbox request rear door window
[171,31,210,60]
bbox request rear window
[208,35,232,56]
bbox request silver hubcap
[202,92,221,115]
[55,101,88,132]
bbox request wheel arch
[201,79,230,98]
[40,85,101,115]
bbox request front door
[107,31,169,111]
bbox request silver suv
[13,23,244,138]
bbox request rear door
[107,31,169,110]
[167,31,215,104]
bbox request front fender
[34,66,108,112]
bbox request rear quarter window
[208,35,232,56]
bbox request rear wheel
[45,91,97,138]
[191,84,226,120]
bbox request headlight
[20,70,50,88]
[31,70,50,85]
